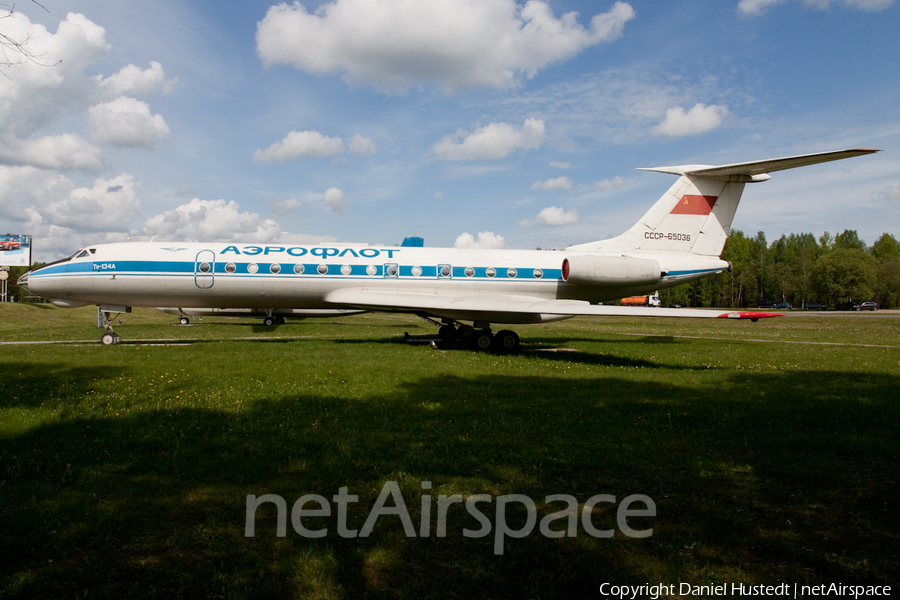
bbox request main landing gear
[431,318,521,352]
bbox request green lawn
[1,304,898,598]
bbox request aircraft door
[194,250,216,289]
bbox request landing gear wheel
[275,316,285,325]
[457,325,475,341]
[473,330,493,351]
[263,316,276,327]
[101,333,118,346]
[438,324,457,341]
[180,316,190,326]
[494,330,520,352]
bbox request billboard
[1,234,32,267]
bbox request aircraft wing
[324,288,779,320]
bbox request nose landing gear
[98,306,129,345]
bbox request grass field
[1,304,898,599]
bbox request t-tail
[570,148,879,258]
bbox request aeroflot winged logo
[670,195,717,216]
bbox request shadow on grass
[0,362,129,410]
[1,367,898,598]
[335,335,694,369]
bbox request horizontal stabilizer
[639,148,879,181]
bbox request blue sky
[2,0,898,261]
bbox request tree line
[660,230,900,309]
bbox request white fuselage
[24,241,727,324]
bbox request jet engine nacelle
[561,255,662,287]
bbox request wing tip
[717,311,784,320]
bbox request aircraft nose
[17,271,29,288]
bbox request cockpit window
[75,250,90,259]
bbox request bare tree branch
[1,1,60,73]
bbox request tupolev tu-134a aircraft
[19,148,878,349]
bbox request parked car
[774,301,792,310]
[854,301,878,311]
[756,299,775,309]
[0,240,21,251]
[838,301,859,311]
[803,301,826,310]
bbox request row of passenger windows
[203,262,545,279]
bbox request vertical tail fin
[617,175,744,256]
[569,148,879,257]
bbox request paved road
[780,310,900,318]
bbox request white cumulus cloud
[454,231,506,249]
[531,176,572,190]
[593,176,625,190]
[434,118,545,160]
[549,161,572,169]
[323,187,345,212]
[97,61,177,97]
[254,130,346,162]
[348,134,377,156]
[654,103,728,137]
[0,134,104,171]
[738,0,894,15]
[0,11,174,177]
[257,0,635,92]
[143,198,282,242]
[875,184,900,200]
[518,206,579,226]
[49,173,141,232]
[0,12,110,138]
[737,0,784,13]
[89,97,171,148]
[272,198,302,214]
[0,167,140,236]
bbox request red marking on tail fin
[670,195,717,216]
